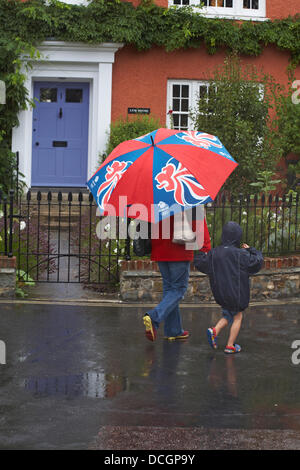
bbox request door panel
[32,82,89,187]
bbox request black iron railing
[0,189,14,258]
[0,190,299,287]
[206,193,299,256]
[14,190,123,286]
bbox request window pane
[180,114,188,129]
[210,0,225,6]
[208,85,217,99]
[173,99,180,112]
[181,99,189,112]
[208,0,233,6]
[173,85,181,98]
[173,114,180,128]
[181,85,189,98]
[66,89,83,103]
[40,88,57,103]
[199,85,208,99]
[243,0,259,8]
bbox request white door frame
[12,41,123,188]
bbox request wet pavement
[0,300,300,449]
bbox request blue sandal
[224,344,241,354]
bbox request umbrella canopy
[87,129,238,222]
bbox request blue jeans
[148,261,190,337]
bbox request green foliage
[15,269,35,298]
[206,194,299,255]
[190,56,285,195]
[104,114,162,158]
[271,71,300,157]
[249,170,281,194]
[1,1,300,57]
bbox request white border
[12,41,123,188]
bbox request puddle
[23,372,129,399]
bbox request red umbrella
[87,128,238,222]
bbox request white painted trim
[197,14,269,21]
[59,0,88,5]
[12,41,123,189]
[168,0,267,20]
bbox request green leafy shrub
[206,192,299,255]
[190,55,286,196]
[104,115,162,160]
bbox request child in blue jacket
[194,221,263,354]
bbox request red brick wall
[112,44,300,125]
[125,0,300,17]
[0,256,16,269]
[120,256,300,272]
[122,0,168,7]
[267,0,300,19]
[130,0,167,6]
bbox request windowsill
[202,14,269,21]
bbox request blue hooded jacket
[194,221,263,311]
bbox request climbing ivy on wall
[1,0,298,61]
[0,0,300,190]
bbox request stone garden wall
[120,257,300,303]
[0,256,16,298]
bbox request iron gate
[0,190,129,288]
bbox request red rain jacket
[151,217,211,262]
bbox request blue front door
[32,82,89,187]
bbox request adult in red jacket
[143,216,211,341]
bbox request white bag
[172,210,196,245]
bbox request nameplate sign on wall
[128,108,150,115]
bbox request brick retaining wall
[120,256,300,303]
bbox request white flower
[0,210,3,219]
[242,211,247,216]
[20,221,26,231]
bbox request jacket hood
[221,221,242,247]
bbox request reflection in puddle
[24,372,129,399]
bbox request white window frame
[167,80,207,130]
[58,0,88,4]
[168,0,267,21]
[167,79,264,130]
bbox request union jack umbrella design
[87,129,238,222]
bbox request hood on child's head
[221,221,242,247]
